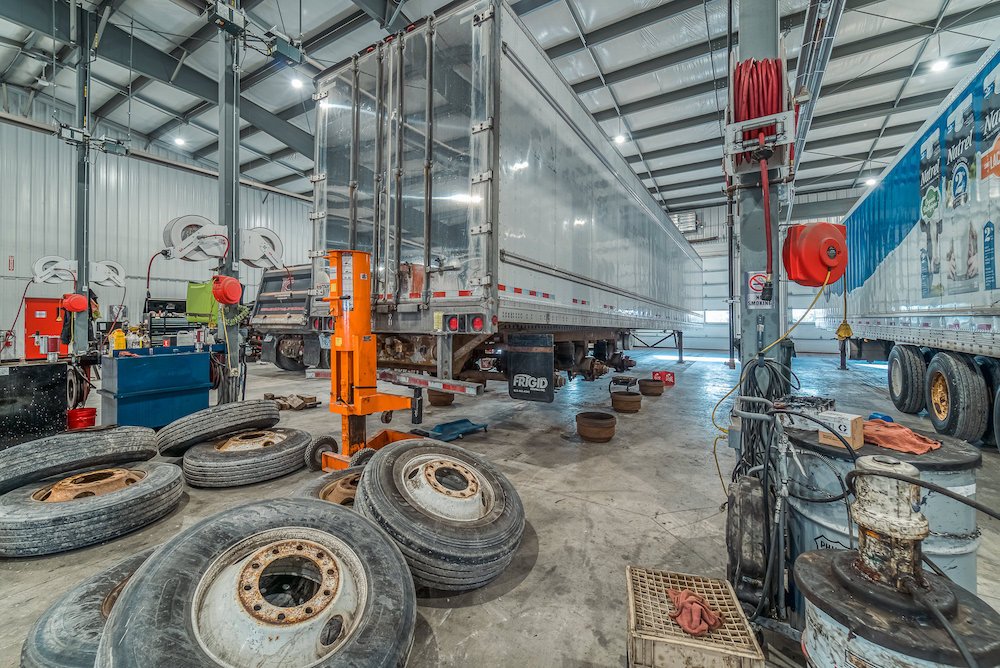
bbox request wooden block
[263,392,275,400]
[287,395,306,410]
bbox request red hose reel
[782,222,847,287]
[212,276,243,305]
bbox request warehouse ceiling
[0,0,997,212]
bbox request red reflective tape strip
[513,287,523,294]
[572,298,579,304]
[441,383,467,393]
[432,291,447,298]
[529,290,537,296]
[497,284,506,291]
[542,293,550,299]
[409,292,420,298]
[458,290,473,297]
[582,300,588,305]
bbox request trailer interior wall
[0,90,310,357]
[655,189,862,354]
[817,39,1000,357]
[314,0,703,334]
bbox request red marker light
[447,316,460,331]
[471,315,484,331]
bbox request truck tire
[155,399,280,456]
[0,462,183,558]
[182,428,309,488]
[355,439,524,592]
[925,352,989,441]
[0,426,157,495]
[349,447,377,468]
[887,344,926,414]
[305,435,338,471]
[274,339,306,372]
[296,466,364,507]
[96,499,416,668]
[21,548,155,668]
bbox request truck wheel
[155,399,280,456]
[182,428,309,488]
[925,352,989,441]
[96,499,416,668]
[274,339,306,372]
[355,439,524,592]
[21,548,155,668]
[297,467,364,507]
[0,426,156,495]
[349,447,377,468]
[0,462,183,558]
[887,345,926,413]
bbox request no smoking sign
[746,271,772,310]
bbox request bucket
[67,407,97,430]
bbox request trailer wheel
[355,439,524,592]
[925,352,988,441]
[887,344,926,413]
[0,462,182,558]
[274,338,306,372]
[0,426,156,495]
[96,499,416,668]
[21,548,155,668]
[182,428,309,488]
[155,399,280,456]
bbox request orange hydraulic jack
[321,250,411,470]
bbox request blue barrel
[787,428,981,596]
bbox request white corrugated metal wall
[636,188,862,355]
[1,92,310,356]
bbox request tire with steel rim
[355,439,524,592]
[95,498,415,668]
[0,462,182,558]
[0,426,156,495]
[349,447,377,468]
[925,352,989,441]
[182,428,309,488]
[887,344,926,414]
[296,467,364,508]
[21,548,156,668]
[155,400,280,457]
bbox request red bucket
[67,407,97,430]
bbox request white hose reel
[162,215,228,262]
[89,261,127,288]
[31,256,78,284]
[240,227,285,270]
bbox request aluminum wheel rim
[192,528,367,668]
[215,429,287,452]
[397,453,494,522]
[890,359,903,396]
[32,468,145,502]
[319,473,361,507]
[930,372,950,421]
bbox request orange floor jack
[320,250,412,471]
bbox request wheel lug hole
[324,589,332,596]
[305,607,313,614]
[251,563,260,569]
[277,613,285,621]
[243,584,252,591]
[253,604,262,611]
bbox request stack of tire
[156,399,311,488]
[0,427,182,558]
[22,499,416,668]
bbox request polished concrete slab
[1,350,997,666]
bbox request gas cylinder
[782,222,847,287]
[211,275,242,305]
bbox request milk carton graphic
[944,94,979,294]
[979,62,1000,291]
[919,131,943,297]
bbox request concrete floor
[2,349,998,666]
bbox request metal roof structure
[1,0,997,212]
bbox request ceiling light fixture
[931,59,949,72]
[173,137,186,146]
[291,78,304,89]
[865,178,877,186]
[614,134,626,144]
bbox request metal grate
[627,566,763,658]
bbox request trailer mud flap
[261,335,277,364]
[507,334,554,403]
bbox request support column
[217,5,241,403]
[72,6,91,352]
[736,0,786,377]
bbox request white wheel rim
[192,528,367,668]
[890,358,903,396]
[396,453,494,522]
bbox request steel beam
[266,172,307,188]
[217,8,240,404]
[0,0,313,157]
[72,6,92,352]
[348,0,412,31]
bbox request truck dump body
[311,0,703,337]
[821,41,1000,357]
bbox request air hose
[733,57,783,300]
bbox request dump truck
[819,41,1000,440]
[252,0,703,398]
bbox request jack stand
[410,386,424,425]
[321,251,411,471]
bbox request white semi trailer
[252,0,703,397]
[819,40,1000,441]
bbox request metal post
[422,23,434,307]
[217,3,241,403]
[72,5,91,353]
[737,0,784,378]
[348,57,360,250]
